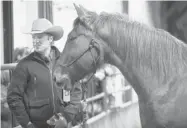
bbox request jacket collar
[32,46,60,61]
[29,46,61,68]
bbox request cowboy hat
[26,18,64,41]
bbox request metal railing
[1,63,137,128]
[73,85,135,128]
[1,63,17,70]
[1,63,18,128]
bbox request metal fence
[1,63,137,128]
[72,86,136,128]
[1,63,18,128]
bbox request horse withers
[53,4,187,128]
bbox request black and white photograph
[1,0,187,128]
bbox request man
[7,18,64,128]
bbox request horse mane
[73,11,187,82]
[95,12,187,81]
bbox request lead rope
[81,73,95,128]
[81,46,99,128]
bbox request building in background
[0,2,3,64]
[128,1,187,43]
[2,1,187,62]
[1,0,53,64]
[13,1,38,49]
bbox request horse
[53,4,187,128]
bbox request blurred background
[1,0,187,64]
[1,1,187,128]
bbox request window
[13,0,38,49]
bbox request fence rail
[84,85,131,103]
[1,63,17,70]
[1,63,136,128]
[72,100,137,128]
[86,101,133,125]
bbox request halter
[59,36,103,102]
[60,37,103,127]
[61,37,101,102]
[62,38,101,68]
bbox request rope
[80,73,95,128]
[80,46,99,128]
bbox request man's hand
[26,122,35,128]
[47,113,68,128]
[54,117,68,128]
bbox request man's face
[32,33,52,54]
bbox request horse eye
[68,36,71,41]
[68,36,77,41]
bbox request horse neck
[104,45,154,101]
[99,21,187,102]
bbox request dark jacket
[7,46,62,128]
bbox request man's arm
[7,63,30,128]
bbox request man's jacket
[7,46,62,128]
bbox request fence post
[1,64,17,128]
[102,80,108,111]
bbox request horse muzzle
[55,74,72,91]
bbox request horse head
[54,3,187,128]
[53,4,114,90]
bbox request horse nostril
[56,82,61,88]
[53,77,56,82]
[56,80,64,89]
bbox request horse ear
[73,3,84,17]
[73,4,95,30]
[73,3,88,19]
[79,4,89,13]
